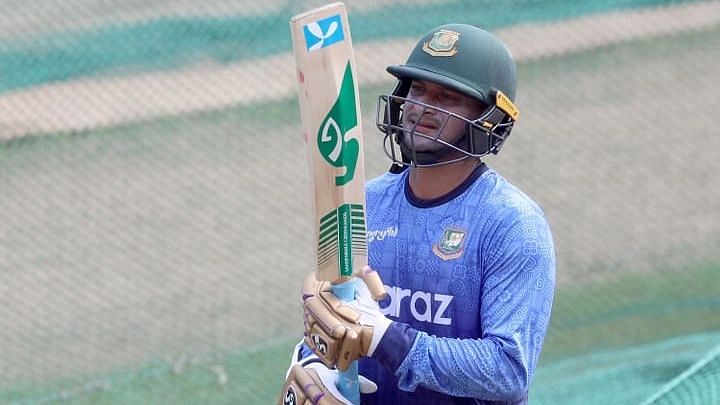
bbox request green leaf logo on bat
[317,61,359,186]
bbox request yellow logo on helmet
[496,91,520,121]
[422,30,460,57]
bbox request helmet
[376,24,519,167]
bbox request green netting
[1,0,719,404]
[641,343,720,405]
[533,332,720,405]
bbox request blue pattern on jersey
[359,166,556,405]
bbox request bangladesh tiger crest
[432,227,466,260]
[422,29,460,57]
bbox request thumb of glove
[356,266,387,301]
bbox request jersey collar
[404,162,489,208]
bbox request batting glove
[302,268,392,371]
[278,342,377,405]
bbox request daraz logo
[318,61,359,186]
[303,14,344,51]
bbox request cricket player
[281,24,556,404]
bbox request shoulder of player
[479,173,554,269]
[480,170,548,226]
[365,171,404,197]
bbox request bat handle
[331,280,361,405]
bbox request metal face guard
[376,94,516,167]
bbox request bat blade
[290,2,367,284]
[290,3,367,404]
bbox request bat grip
[331,280,360,405]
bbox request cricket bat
[290,3,383,404]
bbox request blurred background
[1,0,719,403]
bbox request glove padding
[302,268,391,371]
[278,343,377,405]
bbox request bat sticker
[317,61,359,186]
[303,14,345,51]
[317,204,366,276]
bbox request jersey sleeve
[373,210,556,401]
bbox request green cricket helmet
[376,24,519,167]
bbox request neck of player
[408,157,482,200]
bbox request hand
[302,267,391,371]
[278,343,377,405]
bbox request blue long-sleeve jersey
[358,164,556,404]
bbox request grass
[1,338,296,405]
[542,263,720,360]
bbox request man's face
[400,80,485,152]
